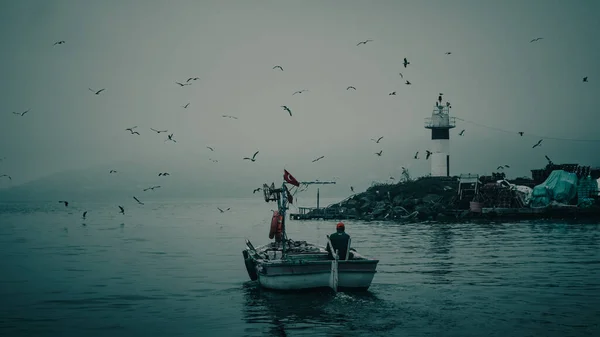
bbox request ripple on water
[1,201,600,337]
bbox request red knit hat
[336,222,345,230]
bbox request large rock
[336,176,459,221]
[422,193,442,204]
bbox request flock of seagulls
[1,34,593,215]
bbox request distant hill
[0,158,364,203]
[0,161,263,202]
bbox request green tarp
[530,170,578,208]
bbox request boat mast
[272,179,336,259]
[279,182,288,256]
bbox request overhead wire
[454,117,600,142]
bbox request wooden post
[345,237,351,260]
[326,235,338,292]
[317,188,320,209]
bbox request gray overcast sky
[0,0,599,195]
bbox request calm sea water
[1,197,599,337]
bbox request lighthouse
[424,94,456,177]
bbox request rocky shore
[326,176,461,221]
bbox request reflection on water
[243,282,338,336]
[426,223,455,284]
[242,282,391,336]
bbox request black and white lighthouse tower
[424,94,456,177]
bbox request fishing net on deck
[263,239,324,253]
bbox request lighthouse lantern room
[424,94,456,177]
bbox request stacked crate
[577,176,598,199]
[496,189,513,208]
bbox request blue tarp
[529,170,578,208]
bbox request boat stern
[242,249,258,281]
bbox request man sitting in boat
[327,222,351,260]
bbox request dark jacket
[328,231,351,260]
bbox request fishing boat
[242,170,379,292]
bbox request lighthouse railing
[424,116,456,128]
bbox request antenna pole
[317,188,320,209]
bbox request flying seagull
[217,207,231,213]
[150,128,168,133]
[165,133,176,142]
[58,200,69,207]
[497,166,505,170]
[545,155,552,163]
[273,65,283,71]
[222,115,238,119]
[371,136,383,143]
[532,139,543,148]
[414,151,419,159]
[403,58,410,68]
[583,77,588,82]
[182,103,190,108]
[186,77,200,82]
[356,39,373,46]
[346,86,356,90]
[119,206,125,214]
[405,81,412,85]
[281,106,292,116]
[399,73,403,78]
[518,132,524,136]
[459,130,465,136]
[253,188,262,194]
[312,156,325,162]
[12,109,29,116]
[82,211,87,219]
[126,126,140,135]
[350,186,354,192]
[143,185,161,191]
[389,91,396,95]
[158,172,170,176]
[53,40,66,46]
[375,150,383,156]
[243,151,259,162]
[206,146,214,151]
[293,89,308,95]
[109,170,117,173]
[0,174,12,180]
[89,88,105,95]
[530,37,543,43]
[176,82,191,87]
[425,150,432,160]
[133,196,144,205]
[445,52,452,55]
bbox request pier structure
[425,94,456,177]
[288,180,338,220]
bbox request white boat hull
[243,240,378,291]
[257,268,376,291]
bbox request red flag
[283,169,300,187]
